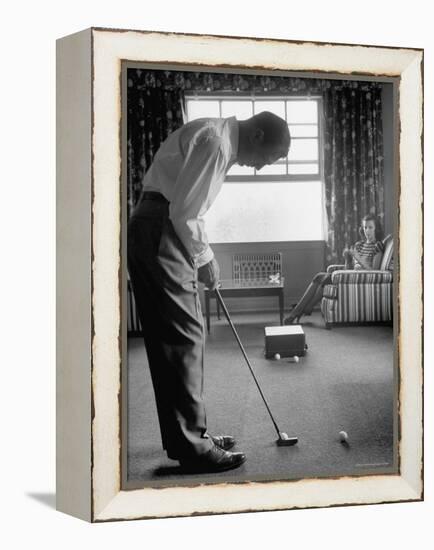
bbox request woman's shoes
[284,304,301,324]
[284,313,301,325]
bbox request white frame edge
[56,28,93,522]
[60,28,423,522]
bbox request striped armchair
[320,236,394,327]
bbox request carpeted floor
[126,311,396,487]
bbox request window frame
[184,92,324,183]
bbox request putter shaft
[215,288,297,446]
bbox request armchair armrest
[330,270,393,284]
[327,264,345,274]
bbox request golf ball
[339,430,349,443]
[274,353,281,360]
[294,355,300,363]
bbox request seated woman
[284,214,385,325]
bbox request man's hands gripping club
[198,257,220,290]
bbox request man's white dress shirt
[141,117,239,267]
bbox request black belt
[141,191,169,204]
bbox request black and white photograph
[3,0,431,541]
[53,26,423,523]
[123,65,398,487]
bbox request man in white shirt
[128,111,290,473]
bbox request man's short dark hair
[253,111,291,151]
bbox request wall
[199,240,325,314]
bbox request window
[185,95,323,181]
[184,93,325,243]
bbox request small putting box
[264,325,306,358]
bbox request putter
[215,288,298,447]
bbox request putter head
[277,432,298,446]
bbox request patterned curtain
[323,82,384,262]
[127,71,185,217]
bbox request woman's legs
[303,278,329,315]
[284,272,331,323]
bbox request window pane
[221,100,253,119]
[204,181,325,242]
[286,100,318,124]
[253,100,285,118]
[185,96,323,180]
[256,163,287,175]
[186,100,220,120]
[289,124,318,138]
[227,164,255,176]
[288,163,319,175]
[288,138,318,161]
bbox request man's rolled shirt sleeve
[169,135,226,268]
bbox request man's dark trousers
[127,194,213,460]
